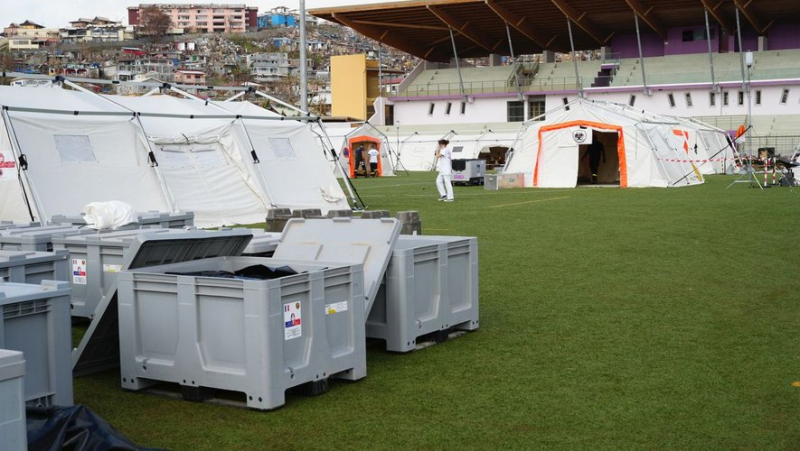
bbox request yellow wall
[331,54,367,120]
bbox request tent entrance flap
[578,131,620,185]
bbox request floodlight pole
[566,19,583,98]
[633,14,649,96]
[300,0,308,113]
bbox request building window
[781,89,789,104]
[709,92,716,107]
[629,94,636,107]
[737,91,744,106]
[445,102,452,115]
[528,97,545,120]
[685,93,693,107]
[428,103,435,115]
[562,97,570,111]
[668,93,675,108]
[507,101,524,122]
[723,91,729,106]
[755,90,761,105]
[460,102,466,115]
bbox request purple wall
[611,33,664,58]
[664,25,720,55]
[727,28,758,52]
[768,24,800,50]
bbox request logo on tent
[572,130,588,144]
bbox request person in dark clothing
[582,139,606,184]
[355,145,365,176]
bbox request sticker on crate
[284,302,302,340]
[72,259,87,285]
[325,301,348,315]
[103,264,123,273]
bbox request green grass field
[74,173,800,449]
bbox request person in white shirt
[368,147,379,176]
[435,139,454,202]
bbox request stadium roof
[310,0,800,62]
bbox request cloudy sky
[1,0,400,29]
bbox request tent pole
[1,109,41,222]
[633,14,649,96]
[142,88,160,97]
[316,119,366,210]
[253,90,309,116]
[224,91,247,102]
[59,79,180,211]
[566,19,583,98]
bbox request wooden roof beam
[624,0,667,40]
[351,19,449,32]
[427,5,504,54]
[550,0,613,45]
[484,0,551,49]
[332,13,432,60]
[699,0,732,34]
[732,0,771,34]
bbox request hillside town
[0,4,419,115]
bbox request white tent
[0,86,350,227]
[504,99,705,188]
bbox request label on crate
[72,259,87,285]
[284,302,302,340]
[103,264,123,273]
[325,301,348,315]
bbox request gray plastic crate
[0,280,73,407]
[70,229,255,377]
[51,211,195,229]
[0,225,95,252]
[54,228,229,319]
[0,220,41,230]
[242,230,282,257]
[0,349,26,451]
[367,235,480,352]
[0,249,70,285]
[118,256,366,410]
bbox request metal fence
[744,135,800,157]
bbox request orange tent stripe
[533,121,627,188]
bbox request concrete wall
[768,24,800,50]
[611,33,665,58]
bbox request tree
[138,6,172,41]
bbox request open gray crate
[0,249,70,286]
[116,218,399,410]
[69,228,260,377]
[52,211,195,229]
[118,256,366,410]
[367,235,480,352]
[0,224,95,252]
[242,229,282,257]
[0,349,27,451]
[0,280,73,407]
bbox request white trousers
[436,173,454,200]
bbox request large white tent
[0,85,349,227]
[503,99,706,188]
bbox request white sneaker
[444,199,454,202]
[438,196,446,201]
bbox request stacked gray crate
[51,211,195,229]
[116,218,400,410]
[0,349,27,451]
[241,230,282,257]
[0,280,73,407]
[367,235,480,352]
[0,250,70,285]
[0,221,41,230]
[0,224,95,252]
[53,228,215,319]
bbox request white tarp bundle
[504,99,705,188]
[0,86,349,227]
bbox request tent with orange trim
[503,99,705,188]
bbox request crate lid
[274,218,401,313]
[242,230,282,255]
[0,249,69,267]
[0,349,25,381]
[0,225,91,244]
[0,280,71,304]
